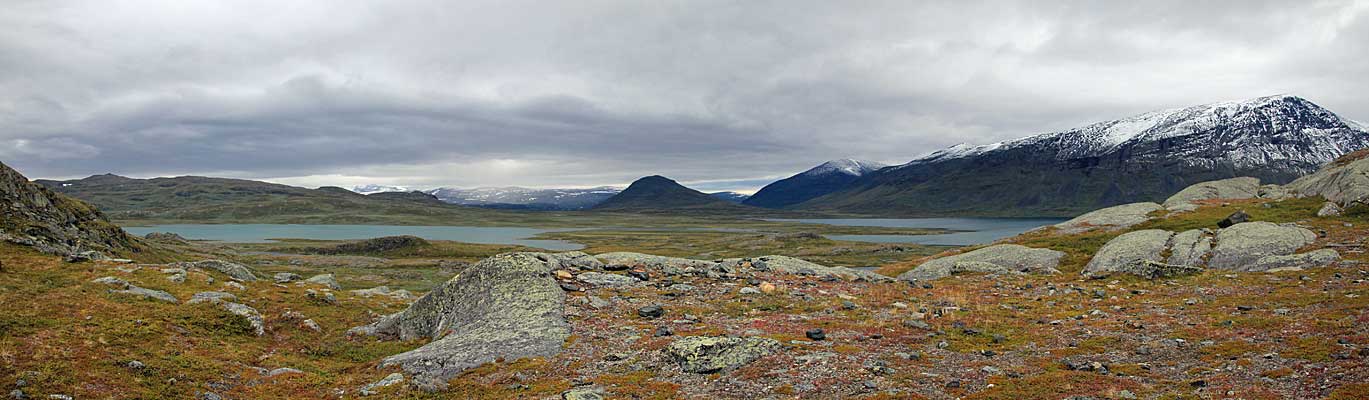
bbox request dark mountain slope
[743,159,885,208]
[799,95,1369,217]
[592,176,753,212]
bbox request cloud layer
[3,0,1368,190]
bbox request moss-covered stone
[664,336,780,374]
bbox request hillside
[799,95,1369,216]
[1,162,140,257]
[591,176,757,213]
[744,159,886,208]
[35,174,507,224]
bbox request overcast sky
[3,0,1368,192]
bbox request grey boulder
[179,260,258,282]
[899,244,1064,281]
[576,272,640,288]
[349,253,570,389]
[1083,230,1174,278]
[664,336,780,374]
[303,273,342,289]
[1208,222,1319,271]
[1285,155,1369,206]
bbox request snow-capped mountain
[425,186,622,210]
[800,95,1369,216]
[708,191,752,203]
[350,184,410,195]
[743,159,887,208]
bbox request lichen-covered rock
[718,255,892,282]
[1053,202,1163,234]
[349,286,414,300]
[273,272,301,283]
[1285,155,1369,206]
[561,386,607,400]
[899,244,1064,281]
[92,276,130,289]
[1163,177,1261,211]
[351,253,570,389]
[178,260,258,282]
[1247,249,1340,272]
[1208,222,1318,271]
[1317,202,1344,217]
[303,273,342,289]
[576,272,640,288]
[1108,260,1204,280]
[221,302,265,336]
[664,336,780,373]
[359,373,405,396]
[110,286,178,303]
[1083,230,1175,278]
[186,291,237,304]
[595,252,713,269]
[1165,229,1212,266]
[544,251,604,270]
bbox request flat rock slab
[899,244,1064,281]
[1248,249,1340,272]
[595,252,714,269]
[1208,222,1318,271]
[717,255,892,282]
[351,252,570,389]
[576,272,640,288]
[665,336,780,374]
[177,260,259,282]
[1053,202,1163,234]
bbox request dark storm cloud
[2,0,1367,190]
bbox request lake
[769,217,1067,246]
[124,224,586,251]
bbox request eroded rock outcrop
[1084,221,1335,276]
[717,255,892,282]
[350,252,570,389]
[0,161,137,256]
[899,244,1064,281]
[1285,152,1369,206]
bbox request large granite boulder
[1082,230,1174,278]
[1053,202,1163,234]
[899,244,1064,281]
[1163,177,1262,211]
[349,252,570,389]
[664,336,780,374]
[1285,154,1369,206]
[1208,222,1319,271]
[1246,249,1341,272]
[1165,229,1212,266]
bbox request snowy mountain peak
[806,159,887,177]
[908,94,1366,166]
[350,184,410,195]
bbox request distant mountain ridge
[708,191,751,203]
[743,159,886,208]
[797,95,1369,216]
[592,176,752,212]
[425,186,621,210]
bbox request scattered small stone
[273,272,302,283]
[806,328,826,341]
[127,360,146,370]
[841,300,857,310]
[359,373,405,396]
[739,287,761,295]
[638,305,665,319]
[654,326,673,337]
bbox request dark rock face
[0,161,137,256]
[744,159,884,209]
[349,252,573,389]
[1218,211,1250,228]
[799,96,1369,217]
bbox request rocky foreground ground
[1,155,1368,399]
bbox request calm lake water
[124,224,585,251]
[769,218,1067,246]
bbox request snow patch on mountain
[804,159,887,177]
[351,184,410,195]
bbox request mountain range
[794,95,1369,216]
[743,159,886,208]
[423,186,622,210]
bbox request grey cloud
[2,0,1367,191]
